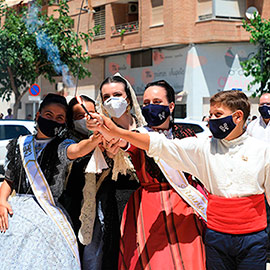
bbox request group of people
[0,108,14,119]
[0,74,269,270]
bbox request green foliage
[0,0,96,116]
[242,14,270,97]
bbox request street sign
[29,84,41,96]
[28,95,41,101]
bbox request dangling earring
[101,104,110,117]
[126,104,131,114]
[170,114,173,121]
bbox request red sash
[207,193,267,234]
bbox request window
[174,104,186,118]
[25,102,38,120]
[151,0,163,26]
[179,123,204,134]
[111,2,139,36]
[0,125,31,141]
[197,0,246,21]
[214,0,246,19]
[131,50,152,68]
[197,0,213,21]
[94,6,106,37]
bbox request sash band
[19,135,80,267]
[207,193,267,234]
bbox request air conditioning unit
[128,3,138,14]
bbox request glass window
[0,125,31,141]
[174,104,186,118]
[131,50,152,68]
[177,123,204,134]
[151,0,163,26]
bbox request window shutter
[94,6,106,36]
[197,0,213,21]
[151,0,163,26]
[214,0,246,18]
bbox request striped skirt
[119,184,206,270]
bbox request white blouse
[147,132,270,199]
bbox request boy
[88,90,270,270]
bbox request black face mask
[209,114,236,139]
[259,105,270,119]
[37,116,66,137]
[142,104,170,127]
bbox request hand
[87,114,120,141]
[0,200,13,232]
[86,113,104,132]
[102,137,120,158]
[91,131,103,143]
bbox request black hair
[99,75,133,109]
[67,95,96,130]
[39,93,68,113]
[144,80,176,121]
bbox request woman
[88,80,207,269]
[60,95,98,260]
[62,95,120,269]
[0,93,101,269]
[84,75,144,269]
[99,74,144,219]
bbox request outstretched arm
[87,113,150,151]
[67,132,102,160]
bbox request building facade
[12,0,270,118]
[85,0,269,119]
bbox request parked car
[174,118,212,139]
[0,120,35,177]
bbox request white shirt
[147,132,270,199]
[246,116,270,142]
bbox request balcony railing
[111,21,139,36]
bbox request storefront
[105,42,258,120]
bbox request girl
[63,95,120,269]
[0,93,101,269]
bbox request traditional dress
[83,123,140,270]
[0,135,80,270]
[147,131,270,269]
[61,130,120,270]
[118,124,207,270]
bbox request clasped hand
[86,113,127,157]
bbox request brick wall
[53,0,270,55]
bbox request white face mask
[103,96,128,118]
[73,118,91,136]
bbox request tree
[0,0,95,118]
[242,14,270,97]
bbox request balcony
[111,21,139,36]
